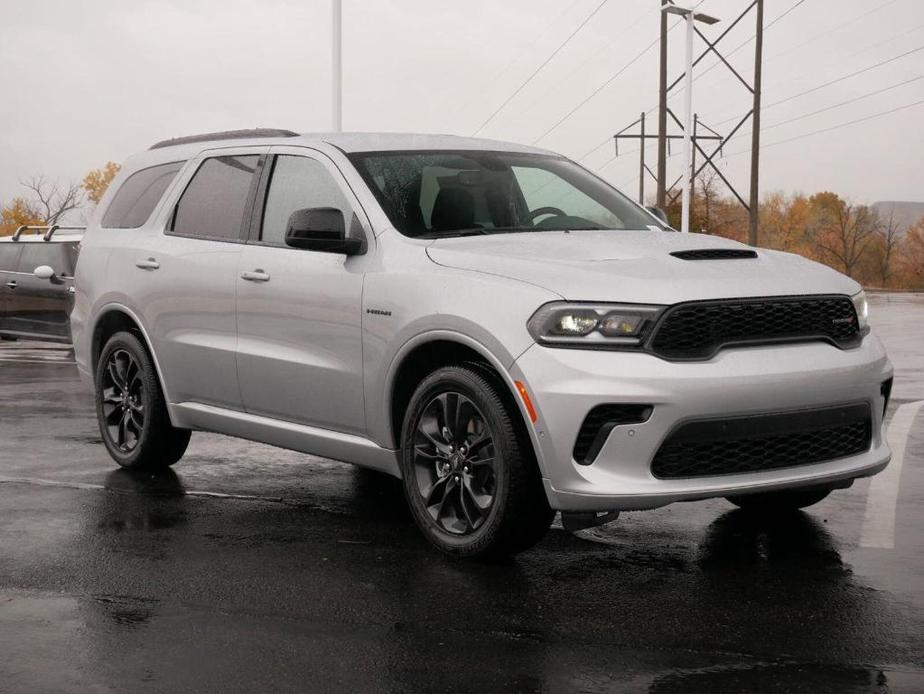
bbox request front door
[235,148,370,435]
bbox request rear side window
[0,244,23,272]
[17,243,77,277]
[170,155,260,240]
[101,161,185,228]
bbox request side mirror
[33,265,57,281]
[645,206,669,225]
[284,207,364,255]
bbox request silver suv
[72,129,893,557]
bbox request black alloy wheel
[95,331,190,469]
[100,348,146,453]
[412,391,497,535]
[400,365,554,558]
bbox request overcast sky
[2,0,922,211]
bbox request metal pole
[639,111,646,204]
[692,113,698,229]
[748,0,763,246]
[332,0,342,132]
[680,11,694,233]
[656,8,668,209]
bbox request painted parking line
[860,400,924,549]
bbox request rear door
[6,242,76,341]
[134,149,265,409]
[0,243,24,335]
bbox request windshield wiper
[418,228,489,239]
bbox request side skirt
[170,402,401,477]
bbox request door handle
[5,281,16,289]
[241,270,271,282]
[135,258,160,270]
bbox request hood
[425,230,860,304]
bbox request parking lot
[1,293,922,692]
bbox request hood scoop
[670,249,758,260]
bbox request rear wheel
[726,487,831,513]
[400,365,553,558]
[95,332,190,469]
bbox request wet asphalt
[0,294,923,693]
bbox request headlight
[527,302,665,348]
[851,290,870,334]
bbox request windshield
[347,150,662,238]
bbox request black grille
[670,249,758,260]
[648,295,860,360]
[573,404,653,465]
[651,403,872,479]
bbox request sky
[1,0,923,212]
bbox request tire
[95,331,190,469]
[726,487,831,513]
[399,365,554,559]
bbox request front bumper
[511,336,892,512]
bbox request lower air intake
[651,403,871,479]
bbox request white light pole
[332,0,342,132]
[661,3,718,233]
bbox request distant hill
[871,201,924,235]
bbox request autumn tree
[872,211,902,288]
[899,219,924,290]
[83,162,121,204]
[0,198,43,236]
[809,193,877,279]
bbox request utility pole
[656,6,669,209]
[748,0,764,246]
[662,3,719,233]
[622,1,763,241]
[332,0,342,132]
[639,111,646,204]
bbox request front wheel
[400,365,553,558]
[726,487,831,513]
[95,331,190,469]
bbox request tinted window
[261,156,353,246]
[0,244,23,272]
[101,161,185,228]
[17,243,76,277]
[171,155,259,240]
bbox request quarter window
[101,161,185,228]
[260,155,353,247]
[171,155,260,240]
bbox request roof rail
[12,224,86,242]
[149,128,299,150]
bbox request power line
[721,74,924,144]
[713,43,924,127]
[721,97,924,157]
[471,0,609,136]
[532,23,679,144]
[681,0,807,93]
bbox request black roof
[149,128,299,150]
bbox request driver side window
[260,155,354,247]
[512,166,628,229]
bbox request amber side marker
[514,380,538,423]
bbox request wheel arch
[385,332,541,468]
[89,304,170,402]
